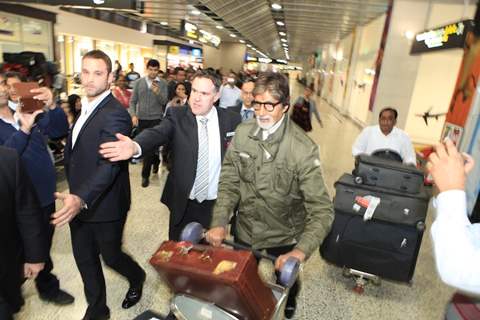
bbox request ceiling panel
[134,0,390,62]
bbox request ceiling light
[216,25,224,29]
[279,31,286,36]
[281,38,287,43]
[160,21,168,26]
[229,33,237,38]
[191,10,201,15]
[271,3,282,10]
[276,21,285,26]
[239,40,245,43]
[246,44,252,48]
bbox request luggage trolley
[169,282,289,320]
[155,222,301,320]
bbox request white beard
[256,116,274,130]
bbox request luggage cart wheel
[354,176,363,184]
[278,257,300,288]
[180,222,204,244]
[353,284,364,294]
[352,275,366,295]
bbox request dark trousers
[234,237,300,305]
[138,119,161,179]
[0,261,23,319]
[0,294,14,320]
[169,199,215,241]
[35,203,60,297]
[69,218,145,318]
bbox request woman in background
[112,74,131,109]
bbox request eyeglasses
[252,101,282,112]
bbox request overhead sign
[410,20,473,54]
[181,20,199,40]
[198,29,221,48]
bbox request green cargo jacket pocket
[236,151,255,183]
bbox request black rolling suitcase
[320,210,424,283]
[353,154,424,194]
[334,174,429,228]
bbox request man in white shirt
[219,72,241,109]
[352,107,416,165]
[427,139,479,295]
[52,50,146,319]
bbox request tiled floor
[17,81,455,320]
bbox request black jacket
[0,146,46,306]
[64,94,132,222]
[135,106,241,224]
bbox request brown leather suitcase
[150,241,276,320]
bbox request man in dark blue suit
[52,50,145,320]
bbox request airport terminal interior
[2,0,480,319]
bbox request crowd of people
[1,48,479,320]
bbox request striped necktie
[194,117,209,202]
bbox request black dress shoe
[122,286,143,309]
[284,299,297,319]
[81,311,110,320]
[141,177,149,188]
[40,289,75,305]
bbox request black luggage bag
[353,154,424,194]
[334,173,429,228]
[320,210,424,283]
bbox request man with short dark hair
[125,63,140,89]
[352,107,416,164]
[129,59,168,187]
[205,71,334,319]
[100,69,241,241]
[53,49,146,320]
[228,77,255,122]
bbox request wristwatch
[80,198,88,211]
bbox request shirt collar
[196,106,217,122]
[241,104,253,113]
[81,90,111,116]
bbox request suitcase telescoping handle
[181,222,300,288]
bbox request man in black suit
[228,77,255,122]
[100,69,242,241]
[0,146,47,320]
[52,50,145,320]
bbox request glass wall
[0,11,53,62]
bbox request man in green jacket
[206,72,333,319]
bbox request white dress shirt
[352,125,417,165]
[189,107,222,200]
[72,90,111,147]
[431,190,480,295]
[219,84,241,109]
